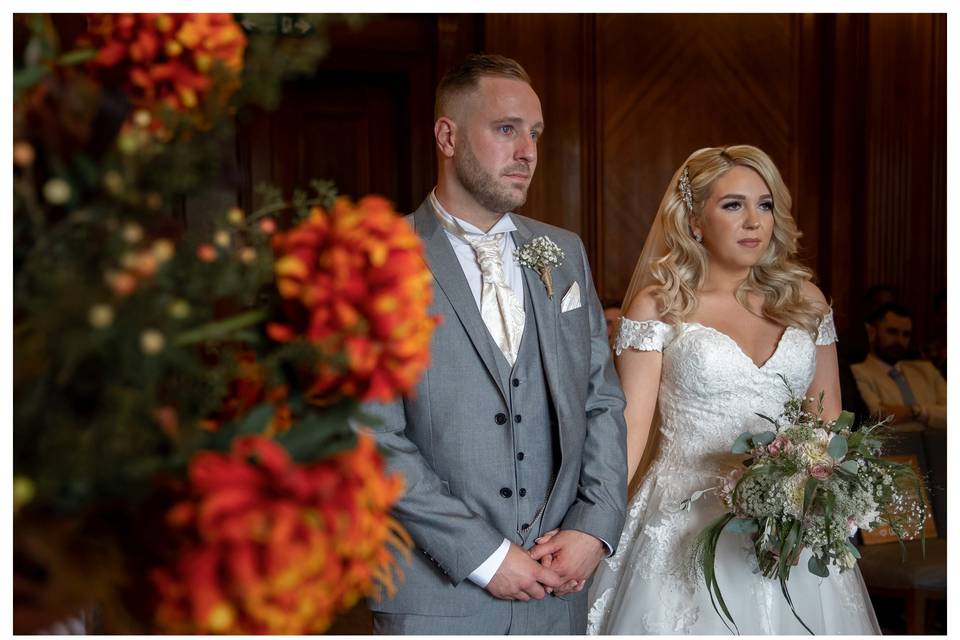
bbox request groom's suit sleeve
[559,237,628,552]
[362,397,506,586]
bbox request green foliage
[827,434,848,459]
[12,14,379,515]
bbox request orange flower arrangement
[83,14,246,127]
[267,196,438,403]
[152,433,409,634]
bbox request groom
[365,54,627,634]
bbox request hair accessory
[678,166,694,212]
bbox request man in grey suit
[366,54,627,634]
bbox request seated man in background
[852,303,946,432]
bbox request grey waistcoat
[488,283,558,544]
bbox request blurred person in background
[852,303,946,432]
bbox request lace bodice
[614,311,836,476]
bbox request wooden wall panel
[861,14,946,346]
[824,13,869,347]
[484,14,592,244]
[481,13,945,347]
[824,13,946,354]
[596,14,805,304]
[236,15,482,217]
[230,13,944,345]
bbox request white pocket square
[560,281,582,312]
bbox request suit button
[517,452,525,461]
[521,523,530,530]
[519,488,527,497]
[500,487,513,498]
[512,378,520,387]
[515,414,522,423]
[495,413,507,425]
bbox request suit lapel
[414,200,507,402]
[511,217,563,417]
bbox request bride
[583,145,880,634]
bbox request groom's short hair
[435,54,531,120]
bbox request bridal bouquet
[692,377,927,634]
[15,14,428,634]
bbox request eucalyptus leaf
[839,460,860,474]
[732,431,752,454]
[807,554,830,578]
[828,434,848,459]
[753,431,776,446]
[845,540,862,559]
[725,518,758,534]
[833,410,855,431]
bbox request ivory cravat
[432,207,525,365]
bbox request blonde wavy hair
[628,145,822,336]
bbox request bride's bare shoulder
[623,285,663,322]
[800,280,830,314]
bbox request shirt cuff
[598,536,614,557]
[467,538,511,588]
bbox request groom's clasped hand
[487,529,603,601]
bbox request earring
[693,230,703,243]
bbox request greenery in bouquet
[692,376,927,634]
[14,13,431,634]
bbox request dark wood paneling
[826,14,946,354]
[825,13,869,347]
[484,14,591,241]
[595,14,803,303]
[481,13,945,345]
[232,13,945,344]
[860,14,946,347]
[237,14,483,216]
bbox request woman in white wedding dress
[585,146,880,634]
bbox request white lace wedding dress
[587,313,881,635]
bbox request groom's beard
[455,137,529,215]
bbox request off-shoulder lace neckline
[618,317,803,369]
[683,322,794,370]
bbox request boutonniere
[515,236,565,299]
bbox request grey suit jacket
[365,198,627,616]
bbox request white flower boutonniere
[515,236,565,299]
